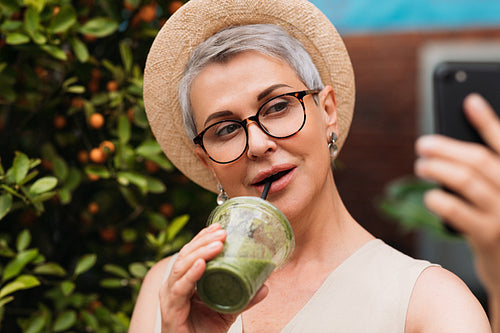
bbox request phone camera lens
[455,70,467,83]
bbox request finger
[415,157,496,210]
[170,226,226,281]
[463,93,500,154]
[159,258,206,325]
[170,236,225,283]
[423,188,484,235]
[415,135,500,190]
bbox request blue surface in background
[311,0,500,34]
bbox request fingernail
[206,223,219,232]
[208,241,222,250]
[213,230,225,238]
[465,93,488,111]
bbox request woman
[415,93,500,333]
[130,0,490,331]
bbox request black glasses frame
[193,89,319,164]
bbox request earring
[217,183,229,205]
[328,132,338,160]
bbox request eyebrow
[202,83,293,127]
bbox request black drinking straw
[261,180,272,200]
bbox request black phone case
[432,62,500,235]
[433,61,500,144]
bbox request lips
[251,164,296,194]
[253,169,292,186]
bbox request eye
[213,122,242,138]
[261,98,291,117]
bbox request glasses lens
[258,95,305,138]
[202,121,247,163]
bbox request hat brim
[143,0,355,193]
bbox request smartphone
[432,62,500,235]
[433,61,500,143]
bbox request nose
[245,121,276,160]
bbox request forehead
[191,51,303,103]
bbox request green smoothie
[196,257,275,313]
[196,196,294,313]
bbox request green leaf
[13,152,30,184]
[136,140,162,158]
[145,176,166,194]
[167,215,189,241]
[117,171,148,193]
[0,296,14,308]
[64,168,81,191]
[48,5,77,34]
[29,177,58,195]
[129,262,147,279]
[74,253,96,277]
[16,229,31,252]
[30,30,47,44]
[24,6,40,37]
[3,249,39,281]
[117,115,131,144]
[78,17,119,37]
[80,310,98,331]
[24,0,46,13]
[40,44,67,61]
[84,165,110,178]
[53,157,68,181]
[33,262,66,277]
[52,310,77,332]
[119,41,133,72]
[0,194,13,220]
[60,280,75,296]
[24,314,46,333]
[6,32,30,45]
[103,264,130,279]
[0,275,40,299]
[100,278,126,288]
[70,36,89,62]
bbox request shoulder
[406,265,491,333]
[129,255,176,332]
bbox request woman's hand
[415,93,500,324]
[159,223,268,333]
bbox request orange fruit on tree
[89,113,104,129]
[87,173,100,181]
[144,160,159,174]
[138,4,156,22]
[168,1,183,14]
[53,115,67,129]
[99,140,115,155]
[89,147,107,164]
[77,150,89,164]
[106,80,119,92]
[88,202,99,215]
[159,203,174,217]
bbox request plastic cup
[196,196,295,313]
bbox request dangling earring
[328,132,338,160]
[217,183,229,205]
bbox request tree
[0,1,214,331]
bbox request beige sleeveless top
[154,239,436,332]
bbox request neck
[284,172,373,268]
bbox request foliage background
[0,0,219,331]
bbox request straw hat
[143,0,355,193]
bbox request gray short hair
[178,24,325,140]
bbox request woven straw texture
[143,0,355,192]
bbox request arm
[129,223,268,333]
[415,93,500,331]
[406,266,490,333]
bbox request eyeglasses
[193,90,318,164]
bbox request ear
[318,85,338,138]
[194,146,219,180]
